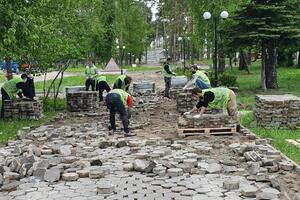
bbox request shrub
[218,73,238,87]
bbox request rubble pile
[2,125,298,199]
[178,113,237,129]
[254,95,300,128]
[133,81,155,95]
[66,91,99,112]
[3,99,43,119]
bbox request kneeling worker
[106,89,136,137]
[183,65,211,90]
[184,87,238,119]
[1,74,28,118]
[96,75,111,101]
[113,75,132,92]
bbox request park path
[0,71,299,200]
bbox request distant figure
[1,74,27,118]
[96,75,111,101]
[85,61,98,91]
[23,73,35,99]
[113,75,132,92]
[183,65,211,90]
[162,57,176,98]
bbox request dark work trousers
[164,77,171,98]
[1,88,10,118]
[85,78,96,91]
[106,93,129,133]
[96,81,111,101]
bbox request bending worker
[106,89,136,137]
[85,61,98,91]
[162,57,176,98]
[113,75,132,92]
[183,65,211,90]
[184,87,238,119]
[1,74,28,118]
[95,75,111,101]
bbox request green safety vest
[195,70,210,85]
[115,75,129,90]
[2,77,23,99]
[109,89,129,106]
[96,75,107,82]
[85,66,97,78]
[203,87,230,110]
[162,64,172,78]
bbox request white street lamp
[123,46,126,49]
[117,45,120,49]
[203,12,211,20]
[178,37,183,41]
[220,11,229,19]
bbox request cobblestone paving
[0,95,299,200]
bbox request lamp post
[178,36,189,72]
[203,10,229,87]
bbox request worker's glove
[193,114,201,118]
[184,112,190,115]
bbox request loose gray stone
[205,163,222,174]
[133,159,156,173]
[256,187,280,199]
[59,145,72,156]
[89,168,105,179]
[223,180,240,190]
[167,168,183,177]
[270,175,281,191]
[278,161,294,171]
[44,169,60,182]
[33,168,46,180]
[77,169,90,178]
[62,173,79,181]
[241,185,257,197]
[97,182,115,194]
[0,181,20,192]
[3,172,20,180]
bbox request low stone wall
[4,99,43,119]
[133,81,155,95]
[178,113,237,129]
[253,95,300,128]
[66,91,99,112]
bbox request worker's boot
[124,132,136,137]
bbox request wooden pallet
[178,127,236,137]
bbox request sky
[147,0,159,21]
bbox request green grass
[65,65,161,73]
[229,62,300,109]
[241,112,300,164]
[0,111,56,144]
[34,75,119,92]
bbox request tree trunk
[218,43,225,73]
[228,54,233,70]
[261,46,267,91]
[239,50,250,73]
[263,40,278,89]
[247,49,252,65]
[297,52,300,68]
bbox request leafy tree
[228,0,300,90]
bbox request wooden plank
[177,127,236,137]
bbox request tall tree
[228,0,300,90]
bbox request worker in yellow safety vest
[106,89,136,137]
[85,60,98,91]
[184,87,238,119]
[162,57,176,98]
[1,74,28,118]
[113,75,132,92]
[95,75,111,101]
[183,65,211,90]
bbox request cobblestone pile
[0,123,299,200]
[133,81,155,95]
[178,114,237,129]
[3,99,43,119]
[66,91,99,112]
[254,95,300,128]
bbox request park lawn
[241,113,300,164]
[230,62,300,109]
[34,74,119,92]
[0,112,56,144]
[65,65,161,73]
